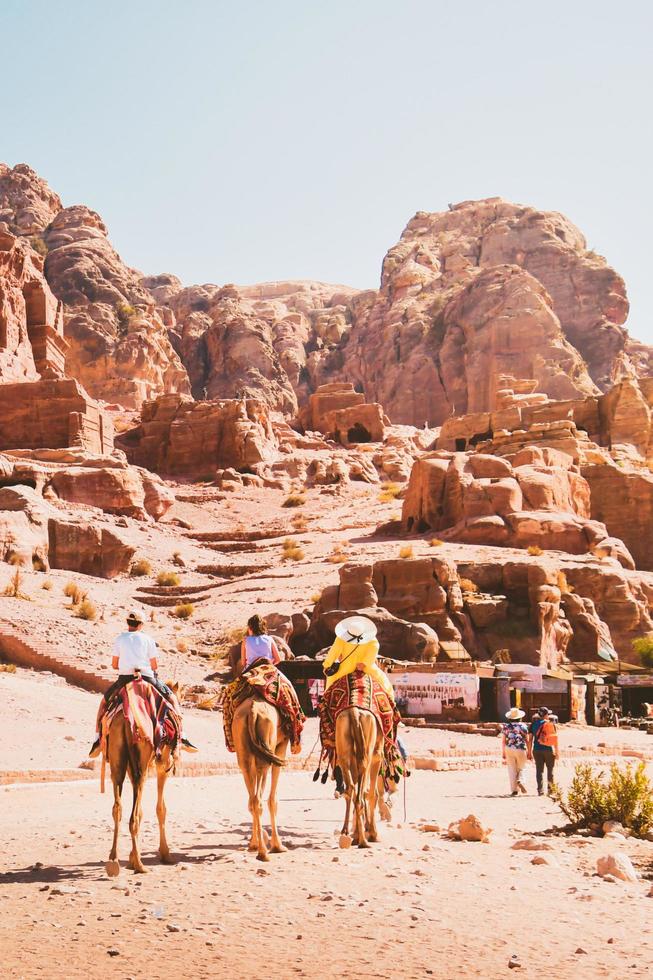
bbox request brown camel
[335,706,383,848]
[232,695,288,862]
[105,712,174,876]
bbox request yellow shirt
[322,636,394,699]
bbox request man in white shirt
[90,611,197,754]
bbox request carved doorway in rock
[347,422,372,443]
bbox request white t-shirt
[114,631,157,677]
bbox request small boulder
[447,814,492,843]
[596,853,638,883]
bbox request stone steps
[196,563,265,578]
[136,582,224,597]
[137,593,213,608]
[186,528,285,543]
[0,620,109,694]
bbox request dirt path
[2,766,652,979]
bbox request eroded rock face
[0,378,113,455]
[119,394,278,478]
[400,449,629,564]
[0,164,61,237]
[47,518,135,578]
[0,229,67,382]
[314,198,652,426]
[41,207,190,408]
[165,281,360,414]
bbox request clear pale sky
[2,1,652,340]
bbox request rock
[48,518,136,578]
[118,394,278,478]
[575,948,588,955]
[531,855,554,866]
[508,955,522,969]
[166,923,181,933]
[511,837,553,851]
[419,823,441,833]
[447,814,492,843]
[596,853,638,882]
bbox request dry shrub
[459,577,478,593]
[176,638,189,653]
[63,581,86,606]
[283,494,306,508]
[399,544,414,559]
[41,579,54,591]
[157,570,181,587]
[76,598,98,621]
[311,592,322,604]
[390,512,401,522]
[0,663,17,673]
[282,538,304,561]
[3,570,28,600]
[379,482,402,504]
[527,544,544,556]
[327,544,349,564]
[7,552,24,566]
[174,603,194,619]
[551,762,653,838]
[131,558,152,577]
[172,551,185,566]
[429,539,444,548]
[291,514,308,529]
[32,556,47,572]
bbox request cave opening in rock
[347,423,372,443]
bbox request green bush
[551,762,653,838]
[632,634,653,669]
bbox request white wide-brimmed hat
[335,615,377,645]
[505,707,525,721]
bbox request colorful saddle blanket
[98,678,182,759]
[222,659,305,753]
[318,670,403,781]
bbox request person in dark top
[527,706,559,796]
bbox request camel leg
[268,753,286,854]
[241,759,260,853]
[127,772,148,874]
[156,759,174,864]
[366,747,382,843]
[108,766,125,868]
[254,766,270,862]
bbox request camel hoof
[270,843,287,854]
[339,834,352,849]
[105,860,120,878]
[256,852,270,862]
[367,833,379,843]
[160,852,177,865]
[247,842,258,852]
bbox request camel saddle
[222,659,305,753]
[318,670,403,781]
[98,677,182,759]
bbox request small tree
[632,634,653,669]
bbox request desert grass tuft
[131,558,152,577]
[157,570,181,587]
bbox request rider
[241,614,282,671]
[89,610,197,756]
[322,615,394,699]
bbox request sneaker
[510,791,518,797]
[537,789,544,796]
[181,737,198,753]
[89,738,101,759]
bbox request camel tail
[352,710,368,805]
[247,707,287,768]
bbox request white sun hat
[505,707,526,721]
[335,615,377,644]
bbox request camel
[335,706,383,848]
[105,711,174,876]
[232,695,289,862]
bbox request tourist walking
[501,707,529,796]
[528,706,559,795]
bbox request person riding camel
[317,616,403,791]
[222,615,304,756]
[323,616,394,699]
[89,610,197,757]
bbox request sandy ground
[2,766,653,980]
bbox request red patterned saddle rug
[222,659,305,753]
[318,670,403,781]
[99,678,181,759]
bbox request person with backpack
[527,706,559,795]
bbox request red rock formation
[41,207,189,408]
[304,383,386,444]
[47,518,135,578]
[119,394,278,478]
[0,229,67,382]
[0,379,113,455]
[0,164,61,237]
